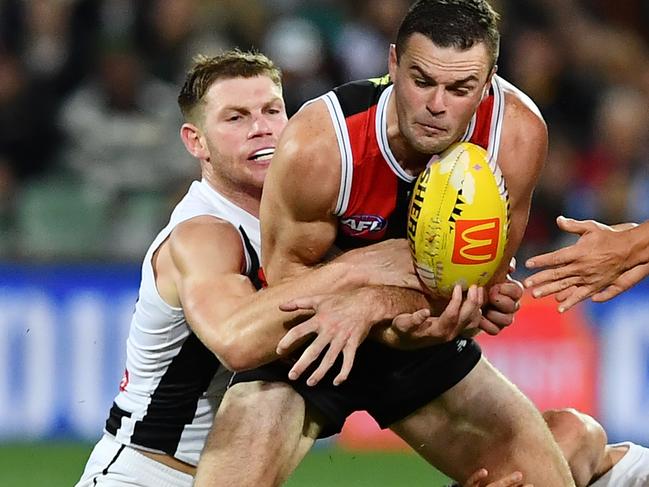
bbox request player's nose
[249,114,273,138]
[426,87,446,115]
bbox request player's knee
[220,381,303,419]
[543,408,607,487]
[544,408,607,448]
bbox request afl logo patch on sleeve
[340,214,387,237]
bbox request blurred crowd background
[1,0,648,264]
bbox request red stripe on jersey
[468,93,495,151]
[334,80,498,247]
[340,104,395,241]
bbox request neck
[202,173,262,218]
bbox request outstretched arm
[524,217,649,311]
[165,217,421,371]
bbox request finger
[482,309,513,330]
[525,246,579,270]
[277,321,317,355]
[442,284,463,321]
[591,285,623,303]
[592,264,649,302]
[279,297,317,312]
[333,340,360,386]
[478,316,503,335]
[287,335,330,381]
[457,285,481,326]
[556,215,603,234]
[477,286,486,307]
[306,338,344,386]
[392,308,431,333]
[464,468,489,486]
[554,285,576,303]
[557,286,592,313]
[486,471,524,487]
[496,279,524,300]
[527,275,581,298]
[488,290,517,313]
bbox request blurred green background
[0,443,450,486]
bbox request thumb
[556,215,591,235]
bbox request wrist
[627,224,649,268]
[355,286,390,324]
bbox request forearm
[219,261,371,370]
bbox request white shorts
[590,442,649,487]
[75,434,194,487]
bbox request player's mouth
[247,147,275,163]
[417,122,447,134]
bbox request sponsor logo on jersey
[452,218,500,264]
[340,214,387,236]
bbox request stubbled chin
[412,136,451,155]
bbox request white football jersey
[590,442,649,487]
[104,179,262,466]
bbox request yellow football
[407,142,509,297]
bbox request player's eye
[451,86,472,96]
[414,78,430,88]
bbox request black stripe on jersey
[130,333,221,456]
[384,177,417,240]
[239,226,263,290]
[105,403,132,436]
[332,77,391,118]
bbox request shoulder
[264,98,342,215]
[169,215,245,274]
[278,98,338,166]
[500,78,548,152]
[498,78,548,189]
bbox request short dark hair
[396,0,501,68]
[178,49,282,122]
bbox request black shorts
[230,338,481,438]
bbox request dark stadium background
[1,0,648,485]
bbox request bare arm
[524,218,649,310]
[260,101,484,384]
[163,216,419,371]
[493,89,548,284]
[276,284,484,385]
[475,87,548,332]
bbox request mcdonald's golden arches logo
[452,218,500,265]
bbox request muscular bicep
[168,217,257,359]
[260,100,342,283]
[496,91,548,280]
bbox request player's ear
[482,66,497,100]
[180,123,210,160]
[388,44,398,79]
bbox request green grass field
[0,442,451,486]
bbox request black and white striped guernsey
[105,179,261,466]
